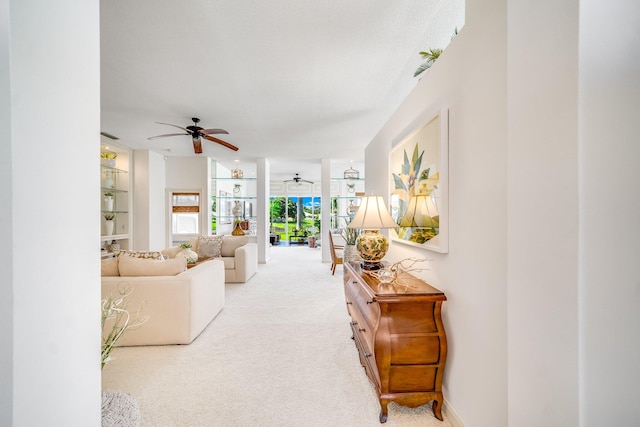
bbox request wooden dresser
[343,262,448,423]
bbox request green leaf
[402,150,410,175]
[392,173,407,191]
[414,62,432,77]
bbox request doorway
[269,196,321,246]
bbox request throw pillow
[101,257,119,276]
[161,246,182,259]
[197,236,224,258]
[117,256,187,277]
[114,250,165,260]
[220,236,249,257]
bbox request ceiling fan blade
[192,137,203,154]
[199,128,229,135]
[155,122,190,133]
[202,134,239,152]
[148,133,189,140]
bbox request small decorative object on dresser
[343,261,448,423]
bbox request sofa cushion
[101,257,119,276]
[114,249,165,260]
[161,246,182,259]
[221,236,249,257]
[118,255,187,277]
[197,236,224,258]
[218,257,235,270]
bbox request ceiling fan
[284,173,314,184]
[148,117,238,154]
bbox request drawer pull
[366,300,374,305]
[351,321,358,326]
[359,328,366,332]
[346,302,353,305]
[365,353,372,358]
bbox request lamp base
[361,261,383,271]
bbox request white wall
[3,0,101,425]
[365,1,508,425]
[165,157,211,244]
[506,1,580,426]
[579,0,640,425]
[133,150,167,250]
[0,0,13,421]
[367,1,640,426]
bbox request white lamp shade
[348,196,397,230]
[399,194,439,228]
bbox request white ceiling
[100,0,464,181]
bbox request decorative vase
[103,171,114,189]
[179,248,198,264]
[343,244,361,264]
[232,200,243,217]
[105,220,114,236]
[103,196,114,212]
[232,223,245,236]
[109,240,120,252]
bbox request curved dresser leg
[379,400,388,423]
[432,398,443,421]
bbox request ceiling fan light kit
[285,173,314,185]
[148,117,238,154]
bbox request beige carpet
[102,245,453,427]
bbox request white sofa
[101,257,225,346]
[165,236,258,283]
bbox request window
[171,192,200,235]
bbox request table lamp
[347,195,397,270]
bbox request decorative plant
[102,287,148,369]
[414,48,442,77]
[100,151,118,159]
[179,242,192,249]
[341,218,362,245]
[103,212,115,221]
[413,28,458,78]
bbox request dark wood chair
[328,232,344,275]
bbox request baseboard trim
[443,398,465,427]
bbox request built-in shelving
[100,138,132,256]
[330,177,365,229]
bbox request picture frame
[389,108,448,253]
[218,190,232,224]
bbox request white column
[321,159,332,263]
[257,158,270,263]
[5,0,101,425]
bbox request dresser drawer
[347,296,375,354]
[345,277,379,329]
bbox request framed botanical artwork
[389,108,448,253]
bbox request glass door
[269,196,321,246]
